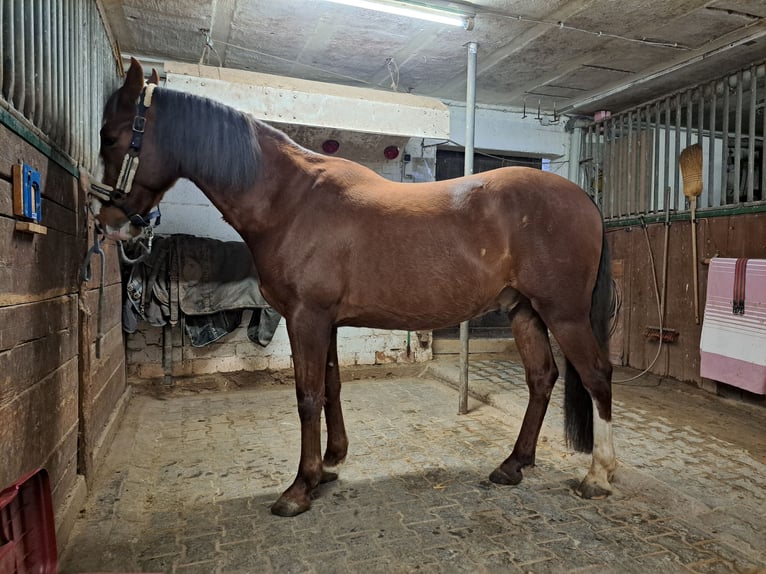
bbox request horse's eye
[101,136,117,148]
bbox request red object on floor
[0,468,58,574]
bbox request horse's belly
[338,285,520,331]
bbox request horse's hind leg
[490,302,558,486]
[550,318,616,499]
[321,327,348,483]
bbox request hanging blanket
[700,258,766,394]
[123,234,281,347]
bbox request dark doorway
[433,149,542,341]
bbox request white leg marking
[578,399,617,498]
[322,460,344,473]
[591,400,616,478]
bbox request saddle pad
[700,258,766,394]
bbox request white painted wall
[446,102,571,178]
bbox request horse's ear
[149,68,160,85]
[119,57,145,106]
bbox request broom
[679,143,703,324]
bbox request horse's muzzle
[90,179,154,241]
[89,192,138,242]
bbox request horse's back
[311,164,601,325]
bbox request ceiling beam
[210,0,237,65]
[164,61,450,139]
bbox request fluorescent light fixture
[323,0,473,29]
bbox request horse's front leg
[271,312,332,517]
[490,304,558,485]
[321,327,348,483]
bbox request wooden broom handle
[691,197,700,324]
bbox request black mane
[151,88,261,190]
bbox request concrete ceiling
[101,0,766,115]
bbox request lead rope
[80,229,107,359]
[118,225,155,265]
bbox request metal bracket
[12,163,42,222]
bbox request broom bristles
[680,143,703,199]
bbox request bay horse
[92,58,616,517]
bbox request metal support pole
[567,125,581,185]
[459,41,477,415]
[163,324,174,387]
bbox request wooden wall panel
[0,295,77,352]
[0,123,126,535]
[48,430,79,512]
[0,125,78,219]
[78,226,126,481]
[0,179,11,216]
[0,311,78,406]
[673,219,701,383]
[0,126,51,181]
[0,218,82,306]
[81,282,122,344]
[608,259,625,365]
[0,358,78,491]
[607,212,766,387]
[84,324,125,424]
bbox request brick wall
[127,312,432,380]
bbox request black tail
[564,231,612,453]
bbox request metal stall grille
[0,0,120,174]
[580,61,766,221]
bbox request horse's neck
[192,126,312,239]
[257,125,318,178]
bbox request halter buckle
[132,115,146,133]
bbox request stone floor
[61,359,765,574]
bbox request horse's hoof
[320,470,339,483]
[576,479,612,500]
[489,466,522,486]
[270,496,310,517]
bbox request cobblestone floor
[61,360,765,574]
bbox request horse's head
[91,58,176,240]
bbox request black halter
[91,84,158,228]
